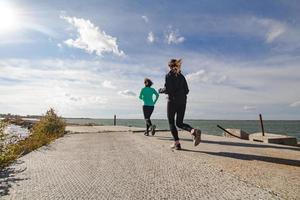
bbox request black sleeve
[165,74,175,96]
[183,75,189,95]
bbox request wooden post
[113,115,116,126]
[259,114,265,136]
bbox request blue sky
[0,0,300,119]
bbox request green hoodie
[139,87,159,106]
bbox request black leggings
[143,105,154,131]
[167,101,193,141]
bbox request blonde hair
[168,59,182,75]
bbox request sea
[1,118,299,142]
[66,118,300,141]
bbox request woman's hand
[158,88,166,94]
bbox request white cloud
[186,70,209,82]
[0,58,139,117]
[186,70,227,84]
[147,32,155,43]
[61,16,124,56]
[266,26,285,43]
[102,80,116,89]
[216,75,227,84]
[142,15,149,23]
[180,53,300,120]
[44,92,108,115]
[1,52,300,119]
[118,90,136,97]
[165,27,185,44]
[180,15,293,47]
[50,93,107,106]
[243,105,256,111]
[289,101,300,107]
[255,18,286,43]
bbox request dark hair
[144,78,153,87]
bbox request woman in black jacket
[159,59,201,150]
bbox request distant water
[66,118,300,141]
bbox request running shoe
[144,131,149,136]
[151,125,156,136]
[170,143,182,150]
[193,129,201,146]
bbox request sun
[0,2,18,33]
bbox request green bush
[0,121,17,168]
[0,121,6,147]
[0,108,66,169]
[0,121,8,166]
[32,108,66,137]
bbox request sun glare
[0,2,18,33]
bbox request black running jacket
[160,71,189,103]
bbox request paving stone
[0,130,294,200]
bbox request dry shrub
[33,108,66,137]
[0,108,66,169]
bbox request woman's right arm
[153,89,159,104]
[165,74,175,95]
[159,74,173,94]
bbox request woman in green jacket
[139,78,159,136]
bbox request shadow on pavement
[201,140,300,152]
[36,143,56,152]
[157,136,193,142]
[180,149,300,167]
[156,136,300,152]
[0,160,28,196]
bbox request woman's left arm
[183,75,189,95]
[139,89,144,100]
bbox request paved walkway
[1,126,299,199]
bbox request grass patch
[0,108,66,169]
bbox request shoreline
[3,117,300,143]
[2,117,300,121]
